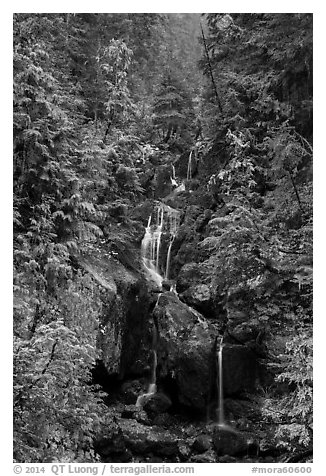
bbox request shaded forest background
[13,13,312,463]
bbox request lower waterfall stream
[217,338,225,427]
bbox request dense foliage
[201,13,313,453]
[13,13,312,462]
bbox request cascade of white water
[164,206,180,280]
[217,337,225,426]
[141,204,180,285]
[165,237,174,280]
[141,215,152,259]
[155,206,164,269]
[170,164,178,187]
[169,282,177,294]
[187,150,193,180]
[149,349,157,391]
[174,181,186,193]
[141,206,165,287]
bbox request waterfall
[136,349,158,407]
[148,350,158,393]
[172,164,176,181]
[141,204,180,285]
[165,206,179,280]
[165,237,175,280]
[174,181,185,193]
[217,337,225,426]
[170,282,177,294]
[187,150,193,180]
[155,206,164,269]
[136,324,158,407]
[141,208,164,288]
[170,164,178,187]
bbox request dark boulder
[226,320,262,344]
[143,392,172,415]
[120,380,145,405]
[120,405,151,425]
[192,434,212,453]
[121,404,140,419]
[212,426,250,456]
[153,292,219,411]
[77,252,154,379]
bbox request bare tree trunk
[164,124,173,143]
[288,169,304,213]
[200,21,224,117]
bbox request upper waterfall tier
[141,203,180,287]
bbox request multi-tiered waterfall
[141,203,180,287]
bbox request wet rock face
[222,344,260,396]
[78,252,153,379]
[173,150,198,180]
[153,292,219,411]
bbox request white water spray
[174,182,186,193]
[136,349,158,407]
[217,337,225,426]
[187,150,193,180]
[141,204,180,286]
[141,214,163,288]
[164,208,179,280]
[170,164,178,187]
[165,237,175,280]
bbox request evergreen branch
[14,340,59,409]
